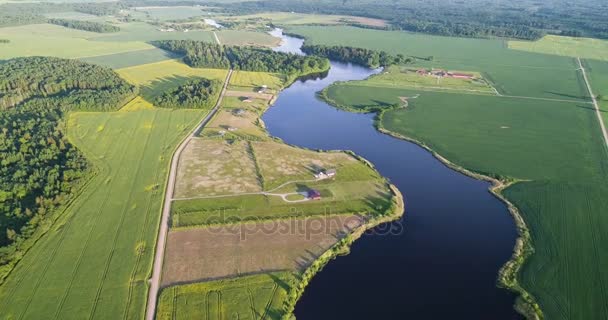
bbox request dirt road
[145,69,233,320]
[578,57,608,148]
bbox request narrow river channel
[264,29,522,319]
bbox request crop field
[509,35,608,61]
[161,215,364,286]
[220,12,387,27]
[289,26,589,101]
[90,22,215,43]
[346,65,495,95]
[322,44,608,318]
[217,30,282,47]
[129,6,210,21]
[79,48,180,69]
[44,11,107,21]
[116,60,228,101]
[0,24,152,59]
[0,108,204,320]
[229,70,286,92]
[157,272,294,320]
[175,139,262,198]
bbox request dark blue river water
[264,30,522,319]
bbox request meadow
[0,108,204,320]
[216,29,281,47]
[0,24,152,59]
[79,48,180,69]
[218,12,387,28]
[116,60,228,102]
[157,272,294,320]
[229,70,286,92]
[161,215,364,286]
[509,35,608,61]
[289,26,589,101]
[313,26,608,317]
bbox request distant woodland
[153,40,330,75]
[209,0,608,40]
[0,57,136,255]
[301,44,410,68]
[48,18,120,33]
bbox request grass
[219,12,387,27]
[161,215,365,286]
[322,57,608,318]
[116,60,228,102]
[79,48,180,69]
[344,65,495,95]
[229,70,286,92]
[175,139,263,198]
[128,6,210,21]
[216,30,282,47]
[0,23,152,59]
[289,26,589,101]
[0,108,204,320]
[157,272,294,320]
[509,35,608,61]
[90,22,215,43]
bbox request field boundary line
[578,57,608,149]
[213,31,221,45]
[145,69,233,320]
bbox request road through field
[578,57,608,148]
[145,69,233,320]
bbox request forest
[0,2,125,27]
[153,40,330,75]
[155,79,221,109]
[0,57,136,259]
[209,0,608,40]
[301,44,410,68]
[48,18,120,33]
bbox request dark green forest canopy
[301,44,410,68]
[48,18,120,33]
[0,57,136,254]
[155,78,221,109]
[208,0,608,40]
[152,40,330,75]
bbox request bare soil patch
[174,139,262,198]
[161,215,366,287]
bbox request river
[263,29,522,319]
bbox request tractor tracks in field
[145,69,233,320]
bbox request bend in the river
[264,29,522,319]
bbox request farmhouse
[314,168,337,180]
[258,85,268,94]
[307,189,321,200]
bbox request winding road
[578,57,608,148]
[145,69,233,320]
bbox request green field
[216,29,282,47]
[509,35,608,61]
[157,272,294,320]
[79,48,180,69]
[218,12,387,27]
[128,6,210,21]
[90,22,215,43]
[290,26,589,101]
[0,24,152,59]
[0,108,204,319]
[116,60,228,102]
[308,25,608,319]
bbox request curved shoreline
[317,85,542,319]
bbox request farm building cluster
[314,168,336,180]
[416,68,475,79]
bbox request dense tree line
[0,57,136,256]
[155,79,221,109]
[0,2,125,27]
[0,39,9,43]
[301,44,410,68]
[208,0,608,40]
[48,18,120,33]
[153,40,330,76]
